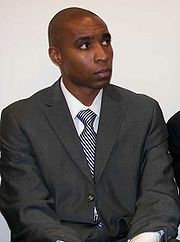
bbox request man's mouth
[94,68,112,78]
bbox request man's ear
[48,47,62,67]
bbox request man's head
[48,7,113,97]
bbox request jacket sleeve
[167,112,180,188]
[0,108,81,242]
[127,101,180,241]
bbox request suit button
[88,194,95,201]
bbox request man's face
[55,16,113,93]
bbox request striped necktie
[77,109,97,178]
[77,109,100,223]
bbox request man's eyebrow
[74,32,111,46]
[102,32,111,40]
[74,36,94,45]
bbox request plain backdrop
[0,1,180,241]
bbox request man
[167,111,180,188]
[0,7,179,242]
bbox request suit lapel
[95,86,126,183]
[42,80,93,182]
[41,81,126,183]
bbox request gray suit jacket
[0,80,180,242]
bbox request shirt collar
[61,80,102,120]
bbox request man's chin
[94,78,111,89]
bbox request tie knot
[77,109,96,126]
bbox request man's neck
[61,79,100,106]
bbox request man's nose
[94,44,109,63]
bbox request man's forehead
[65,16,108,36]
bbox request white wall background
[0,1,180,241]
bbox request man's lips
[94,68,112,78]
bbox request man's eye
[80,43,91,49]
[102,39,111,46]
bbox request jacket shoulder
[167,111,180,126]
[2,81,58,114]
[107,84,158,108]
